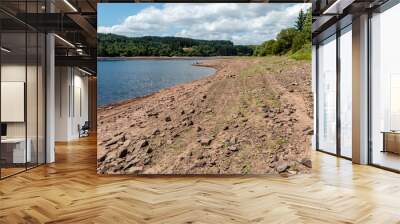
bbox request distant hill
[97,33,254,57]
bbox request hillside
[97,34,254,57]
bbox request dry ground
[97,57,313,175]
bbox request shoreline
[97,56,235,61]
[97,57,313,175]
[97,60,219,109]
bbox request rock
[303,127,314,135]
[188,109,195,114]
[223,125,229,130]
[180,110,185,115]
[125,166,143,174]
[228,145,239,151]
[152,129,160,135]
[113,131,123,137]
[147,111,159,117]
[202,94,207,99]
[105,134,125,147]
[194,160,207,168]
[167,139,173,145]
[241,118,248,123]
[301,158,312,168]
[137,140,149,148]
[121,140,131,148]
[143,157,151,165]
[118,148,128,158]
[146,147,153,154]
[165,116,172,122]
[205,108,212,113]
[276,163,289,173]
[196,126,202,132]
[97,154,107,162]
[229,136,237,145]
[199,137,212,146]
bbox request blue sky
[98,4,162,27]
[98,3,310,45]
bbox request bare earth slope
[97,57,313,175]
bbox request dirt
[97,56,313,175]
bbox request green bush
[289,43,311,61]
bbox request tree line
[98,35,254,57]
[98,8,311,60]
[253,8,312,60]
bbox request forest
[97,35,253,57]
[98,8,311,60]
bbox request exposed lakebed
[98,59,216,106]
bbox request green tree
[275,28,298,55]
[295,9,306,31]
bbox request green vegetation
[253,8,312,60]
[289,43,312,60]
[98,35,253,57]
[98,8,311,60]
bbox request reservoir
[97,59,216,106]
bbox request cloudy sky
[98,3,310,45]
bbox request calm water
[98,59,216,106]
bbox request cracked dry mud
[97,57,313,175]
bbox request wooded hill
[97,34,254,57]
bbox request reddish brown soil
[97,57,313,175]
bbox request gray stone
[301,158,312,168]
[229,136,238,145]
[276,163,289,173]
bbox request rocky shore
[97,57,313,175]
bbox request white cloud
[98,3,311,45]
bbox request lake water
[97,59,216,106]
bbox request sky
[98,3,310,45]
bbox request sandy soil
[97,57,313,175]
